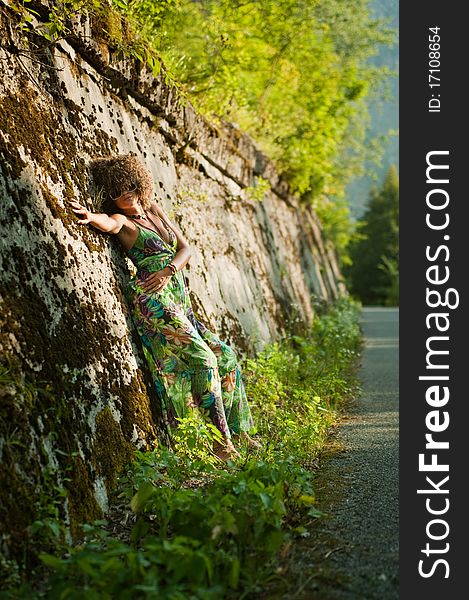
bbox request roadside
[3,299,362,598]
[266,307,399,600]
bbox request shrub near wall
[2,298,362,599]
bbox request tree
[122,0,394,201]
[345,165,399,305]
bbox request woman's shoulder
[109,213,138,235]
[109,213,134,226]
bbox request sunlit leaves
[129,0,394,200]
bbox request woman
[69,154,259,460]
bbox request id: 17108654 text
[428,26,441,113]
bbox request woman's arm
[69,200,126,233]
[150,201,192,272]
[121,201,193,295]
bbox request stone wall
[0,2,345,556]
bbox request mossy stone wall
[0,3,345,563]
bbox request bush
[4,297,362,598]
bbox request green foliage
[171,414,223,467]
[9,1,97,45]
[246,296,361,462]
[3,298,362,597]
[6,1,163,80]
[243,176,270,203]
[20,450,315,598]
[9,1,394,204]
[314,196,356,267]
[378,255,399,306]
[29,464,70,546]
[123,0,394,201]
[0,365,77,595]
[345,165,399,305]
[30,454,317,598]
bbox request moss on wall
[66,455,103,540]
[0,363,38,563]
[0,26,161,563]
[91,406,135,492]
[0,1,344,575]
[0,362,82,564]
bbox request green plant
[345,165,399,305]
[134,0,395,201]
[175,186,210,206]
[378,255,399,306]
[171,415,223,467]
[0,365,78,593]
[29,465,70,546]
[37,455,316,597]
[244,177,270,203]
[5,297,362,598]
[8,1,96,46]
[244,296,361,466]
[314,196,356,268]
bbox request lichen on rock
[0,1,345,567]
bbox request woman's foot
[213,439,241,461]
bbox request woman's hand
[138,268,173,294]
[68,200,125,233]
[69,200,93,225]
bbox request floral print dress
[125,214,254,439]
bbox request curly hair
[89,153,154,214]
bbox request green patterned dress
[125,215,254,439]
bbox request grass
[1,296,362,599]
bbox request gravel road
[283,307,399,600]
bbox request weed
[2,297,362,598]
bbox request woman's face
[113,187,139,211]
